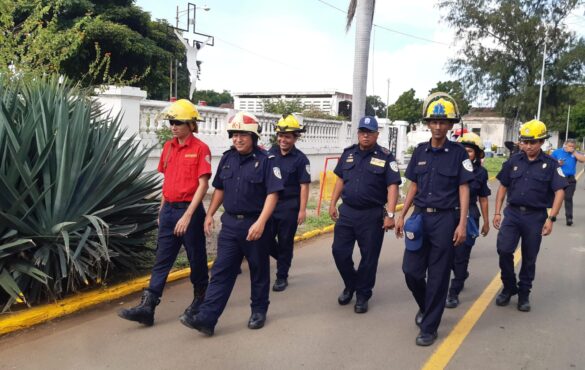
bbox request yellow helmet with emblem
[275,113,305,134]
[159,99,202,122]
[518,119,550,141]
[227,111,262,138]
[422,92,461,123]
[457,132,485,159]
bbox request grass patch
[297,211,334,234]
[483,157,506,178]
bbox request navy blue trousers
[147,203,208,297]
[197,214,272,327]
[403,210,458,334]
[270,198,300,279]
[497,206,547,294]
[332,204,385,300]
[448,215,479,296]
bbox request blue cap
[358,116,379,132]
[404,212,423,251]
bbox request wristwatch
[548,215,556,222]
[384,210,395,219]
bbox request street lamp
[536,26,549,121]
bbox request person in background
[269,114,310,292]
[445,133,491,309]
[551,138,585,226]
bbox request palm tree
[347,0,376,142]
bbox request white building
[233,91,352,116]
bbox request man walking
[551,138,585,226]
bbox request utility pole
[565,105,571,142]
[537,31,548,121]
[169,58,173,100]
[386,78,390,117]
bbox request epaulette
[223,146,236,155]
[343,144,357,151]
[417,141,427,147]
[379,146,390,155]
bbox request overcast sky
[136,0,585,105]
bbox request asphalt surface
[1,180,584,370]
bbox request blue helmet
[358,116,378,132]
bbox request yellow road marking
[422,248,522,370]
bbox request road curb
[0,203,404,336]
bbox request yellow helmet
[519,119,550,141]
[159,99,202,122]
[457,132,485,159]
[227,111,261,138]
[422,92,461,123]
[275,113,305,134]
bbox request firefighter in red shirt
[119,99,212,326]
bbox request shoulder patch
[273,166,282,179]
[462,158,473,172]
[389,161,399,172]
[557,167,565,177]
[268,154,276,159]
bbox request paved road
[1,181,584,370]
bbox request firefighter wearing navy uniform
[493,119,567,312]
[180,112,284,336]
[118,99,211,326]
[329,116,401,314]
[269,114,311,292]
[445,133,491,309]
[396,93,474,346]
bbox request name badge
[370,158,386,167]
[185,153,198,158]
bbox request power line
[213,36,302,70]
[315,0,450,46]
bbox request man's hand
[329,205,338,222]
[383,217,395,232]
[174,214,192,236]
[541,218,553,236]
[297,209,307,225]
[481,221,490,237]
[395,216,404,238]
[247,220,266,241]
[204,216,214,237]
[493,214,502,229]
[453,223,466,246]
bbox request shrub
[0,76,160,311]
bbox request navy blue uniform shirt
[469,164,491,205]
[334,144,402,209]
[496,151,568,209]
[212,147,284,214]
[405,140,475,209]
[269,146,311,200]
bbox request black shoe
[495,288,518,306]
[338,288,354,305]
[517,294,531,312]
[567,219,573,226]
[416,331,438,346]
[354,298,369,314]
[248,312,266,329]
[179,313,215,336]
[183,286,207,317]
[445,295,459,309]
[272,278,288,292]
[118,290,160,326]
[415,310,424,327]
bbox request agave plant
[0,76,160,311]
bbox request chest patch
[185,153,197,158]
[273,167,282,179]
[370,158,386,167]
[417,161,427,166]
[255,161,259,168]
[542,163,547,169]
[346,154,354,163]
[462,159,473,172]
[389,161,399,172]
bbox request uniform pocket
[436,166,458,188]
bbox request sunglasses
[169,121,187,126]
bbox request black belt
[414,206,459,213]
[508,204,543,212]
[226,212,261,220]
[166,202,191,209]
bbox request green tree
[428,81,471,116]
[263,99,305,114]
[570,100,585,140]
[387,89,422,124]
[192,90,234,107]
[439,0,585,127]
[366,95,387,117]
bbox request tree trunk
[350,0,375,143]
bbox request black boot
[118,290,160,326]
[183,286,207,317]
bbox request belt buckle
[426,208,436,213]
[236,214,244,220]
